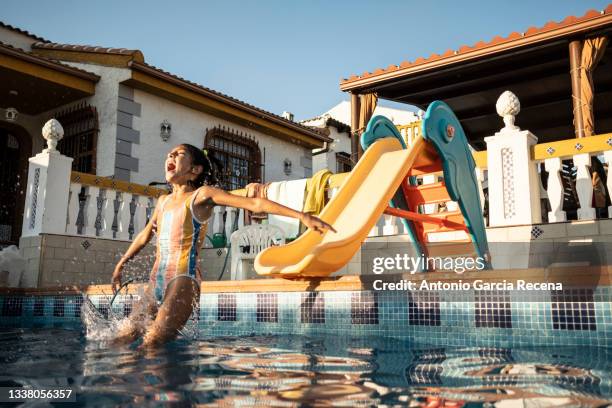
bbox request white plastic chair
[230,224,285,280]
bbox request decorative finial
[496,90,520,131]
[42,119,64,152]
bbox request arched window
[204,126,262,190]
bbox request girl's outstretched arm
[111,195,165,293]
[193,186,336,235]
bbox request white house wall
[130,89,313,185]
[56,62,132,178]
[312,126,351,173]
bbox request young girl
[111,144,335,347]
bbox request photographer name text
[372,279,562,291]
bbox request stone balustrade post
[21,119,73,237]
[485,91,542,227]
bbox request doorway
[0,124,31,246]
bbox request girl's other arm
[193,186,336,234]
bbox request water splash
[80,285,155,343]
[80,284,199,344]
[0,245,25,287]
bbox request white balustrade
[117,192,132,240]
[66,183,81,235]
[134,195,149,233]
[573,153,596,220]
[82,186,99,236]
[212,206,225,236]
[605,150,612,217]
[544,157,567,222]
[100,189,116,239]
[475,168,486,215]
[225,207,238,239]
[422,174,438,214]
[382,214,399,235]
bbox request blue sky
[3,0,610,120]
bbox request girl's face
[165,146,199,184]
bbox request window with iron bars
[55,103,99,174]
[204,126,262,190]
[336,151,353,173]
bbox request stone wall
[19,234,155,287]
[15,219,612,287]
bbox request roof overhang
[31,42,145,67]
[0,43,99,114]
[124,61,331,148]
[340,8,612,147]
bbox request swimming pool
[1,269,611,405]
[1,328,610,406]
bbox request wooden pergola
[341,7,612,155]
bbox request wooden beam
[350,92,361,163]
[569,39,585,138]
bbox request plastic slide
[255,101,490,278]
[255,136,427,277]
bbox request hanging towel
[267,179,307,239]
[303,169,332,216]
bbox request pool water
[0,328,610,407]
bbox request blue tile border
[1,286,610,347]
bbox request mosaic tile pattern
[33,297,45,317]
[217,294,236,322]
[1,286,611,348]
[475,290,512,328]
[53,296,64,317]
[301,292,325,324]
[256,293,278,323]
[351,292,378,324]
[407,291,440,326]
[551,289,596,331]
[2,297,22,317]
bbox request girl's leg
[113,284,158,344]
[142,276,199,348]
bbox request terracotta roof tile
[32,42,141,56]
[31,42,145,63]
[341,4,612,86]
[0,41,100,80]
[0,21,50,43]
[131,61,332,143]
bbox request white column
[368,216,381,237]
[134,195,148,233]
[382,214,399,235]
[475,168,486,214]
[225,207,238,239]
[573,153,596,220]
[544,157,567,222]
[82,186,100,236]
[66,183,82,235]
[485,91,542,227]
[21,119,73,238]
[100,189,116,239]
[117,192,132,240]
[422,174,438,214]
[212,206,225,235]
[605,150,612,217]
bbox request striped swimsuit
[149,192,211,303]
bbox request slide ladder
[363,101,490,269]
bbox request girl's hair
[178,143,222,188]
